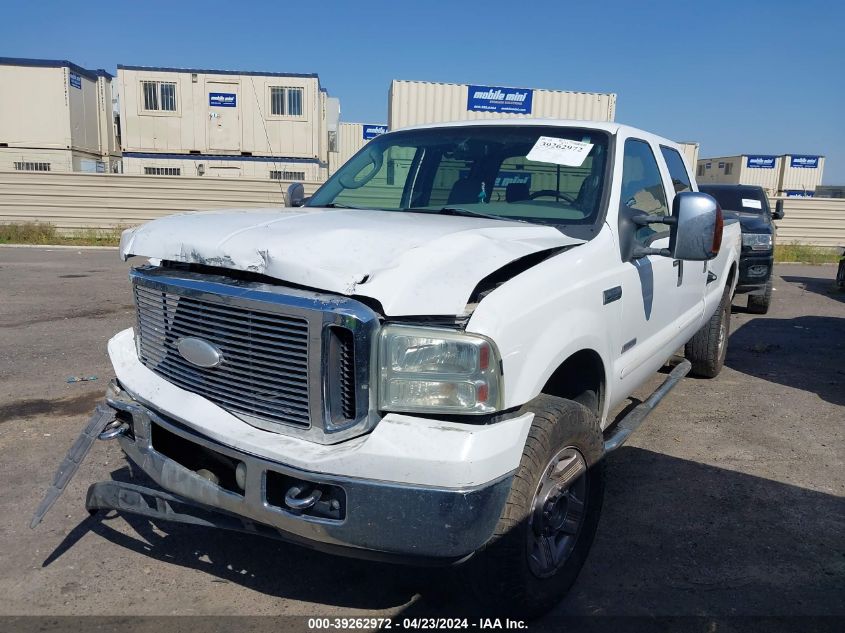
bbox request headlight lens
[378,326,502,414]
[742,233,772,250]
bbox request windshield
[700,186,771,215]
[308,125,610,230]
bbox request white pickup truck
[34,120,740,616]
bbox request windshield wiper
[407,207,530,223]
[321,203,362,209]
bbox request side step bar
[603,359,691,454]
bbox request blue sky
[5,0,844,183]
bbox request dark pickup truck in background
[699,184,782,314]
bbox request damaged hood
[120,207,584,316]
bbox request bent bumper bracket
[86,480,265,533]
[30,403,118,529]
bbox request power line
[249,76,286,203]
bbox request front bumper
[736,252,774,294]
[109,328,531,489]
[104,384,513,562]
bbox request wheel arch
[726,260,738,294]
[539,349,607,418]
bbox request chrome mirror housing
[669,192,723,261]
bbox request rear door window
[660,146,693,193]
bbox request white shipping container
[779,154,825,195]
[0,58,117,160]
[696,155,783,196]
[739,155,784,195]
[122,155,323,181]
[118,65,326,162]
[0,147,75,172]
[332,122,387,171]
[695,155,743,186]
[677,142,699,172]
[388,80,616,130]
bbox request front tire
[464,395,605,618]
[747,278,773,314]
[685,282,731,378]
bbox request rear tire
[685,283,731,378]
[464,395,605,619]
[747,278,773,314]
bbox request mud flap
[30,403,117,529]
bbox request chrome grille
[129,267,380,444]
[134,283,312,428]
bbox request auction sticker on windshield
[742,198,763,209]
[527,137,594,167]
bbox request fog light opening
[235,462,247,491]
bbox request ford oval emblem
[176,337,223,368]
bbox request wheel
[746,278,773,314]
[685,283,731,378]
[463,395,605,618]
[837,258,845,288]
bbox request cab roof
[390,118,683,151]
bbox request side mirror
[286,182,305,207]
[773,199,784,220]
[618,192,722,261]
[668,192,723,261]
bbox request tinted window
[660,146,693,193]
[621,139,670,243]
[699,186,770,214]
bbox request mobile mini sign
[467,85,533,114]
[362,124,387,140]
[69,72,81,89]
[746,155,776,169]
[790,155,820,169]
[209,92,237,107]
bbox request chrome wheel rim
[527,446,588,578]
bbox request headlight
[378,325,502,414]
[742,233,772,251]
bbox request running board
[603,359,691,453]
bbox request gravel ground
[0,247,842,627]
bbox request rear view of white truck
[34,119,740,617]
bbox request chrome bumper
[103,384,512,563]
